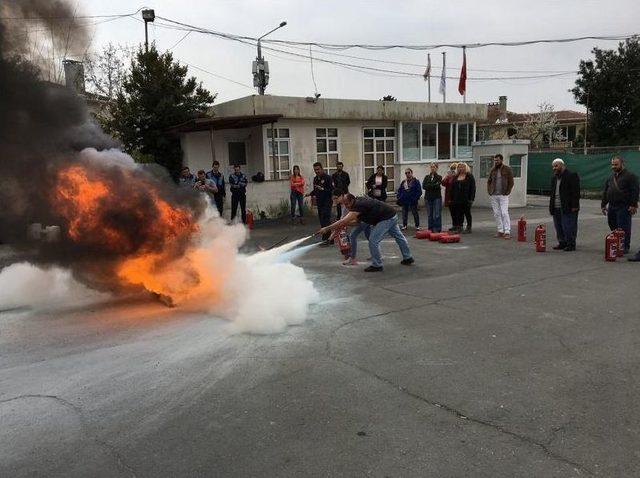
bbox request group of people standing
[179,162,249,224]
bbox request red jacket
[441,173,455,206]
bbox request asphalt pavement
[1,196,639,477]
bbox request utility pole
[253,21,287,95]
[142,9,155,52]
[584,92,589,154]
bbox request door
[363,127,396,195]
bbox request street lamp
[142,9,155,52]
[253,21,287,95]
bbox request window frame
[316,127,340,175]
[264,127,291,180]
[399,121,476,163]
[363,127,396,194]
[509,154,525,178]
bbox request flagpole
[463,46,467,104]
[442,52,446,104]
[427,53,431,102]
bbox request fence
[527,151,640,194]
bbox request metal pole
[463,46,467,104]
[144,22,149,52]
[583,92,589,154]
[257,40,264,95]
[427,53,431,102]
[442,52,446,104]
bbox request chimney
[62,59,85,94]
[498,95,507,122]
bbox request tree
[515,102,565,148]
[572,37,640,146]
[84,43,131,100]
[106,45,216,177]
[380,95,397,101]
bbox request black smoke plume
[0,1,204,291]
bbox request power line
[151,15,622,81]
[154,15,637,51]
[0,8,145,20]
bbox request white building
[173,95,492,215]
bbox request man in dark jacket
[549,159,580,251]
[601,156,639,254]
[306,162,334,243]
[331,161,350,217]
[228,164,248,224]
[422,163,443,232]
[205,160,225,216]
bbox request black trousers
[231,192,246,224]
[450,203,471,229]
[336,203,342,219]
[318,204,332,240]
[213,193,224,216]
[402,203,419,227]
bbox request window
[400,122,475,162]
[421,123,437,159]
[509,154,524,178]
[456,123,473,158]
[228,142,246,166]
[316,128,339,174]
[479,155,494,178]
[402,122,420,161]
[363,127,396,193]
[266,127,290,179]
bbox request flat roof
[168,114,283,133]
[209,95,487,122]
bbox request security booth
[472,139,530,208]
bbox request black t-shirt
[350,197,396,225]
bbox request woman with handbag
[366,165,388,202]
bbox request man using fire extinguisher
[601,156,639,256]
[549,159,580,251]
[316,193,414,272]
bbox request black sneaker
[563,245,576,252]
[400,258,415,265]
[364,265,383,272]
[552,244,567,250]
[628,254,640,262]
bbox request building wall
[472,141,529,208]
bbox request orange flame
[52,164,214,304]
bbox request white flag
[423,54,431,81]
[439,53,446,96]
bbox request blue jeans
[552,209,578,248]
[349,223,371,259]
[607,205,632,250]
[426,196,442,232]
[290,190,304,217]
[367,215,412,268]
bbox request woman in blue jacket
[397,168,423,230]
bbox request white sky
[77,0,639,113]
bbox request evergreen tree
[572,38,640,146]
[106,45,215,176]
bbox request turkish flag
[458,49,467,96]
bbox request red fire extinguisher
[336,227,351,257]
[534,224,546,252]
[613,228,625,257]
[517,216,527,242]
[246,210,254,230]
[605,232,618,261]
